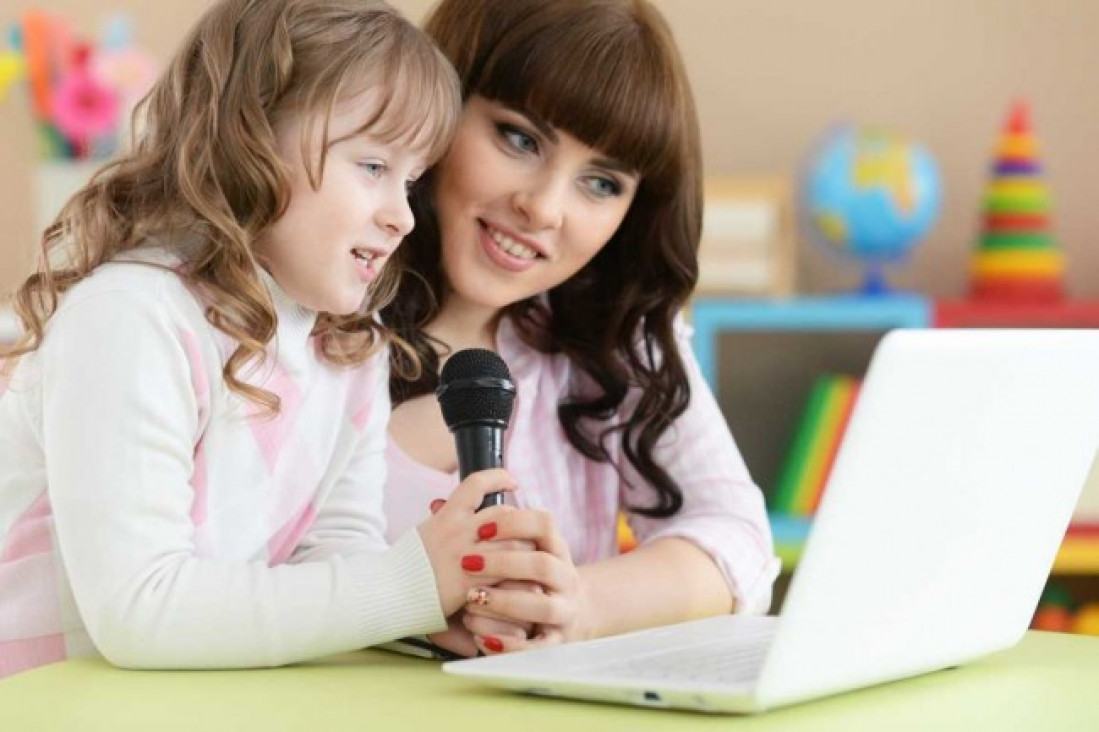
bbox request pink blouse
[383,316,779,613]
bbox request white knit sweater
[0,252,445,677]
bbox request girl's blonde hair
[3,0,460,412]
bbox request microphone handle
[453,423,506,511]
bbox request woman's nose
[511,176,566,231]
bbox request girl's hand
[416,469,519,616]
[460,510,592,654]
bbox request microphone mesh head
[437,349,516,429]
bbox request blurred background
[2,0,1099,298]
[4,0,1099,630]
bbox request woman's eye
[583,175,623,198]
[497,123,539,155]
[359,161,386,178]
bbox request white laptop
[444,329,1099,713]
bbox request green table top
[1,632,1097,731]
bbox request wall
[2,0,1097,298]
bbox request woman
[382,0,778,656]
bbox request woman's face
[431,95,639,313]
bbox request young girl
[0,0,519,678]
[382,0,780,657]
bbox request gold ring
[467,587,490,606]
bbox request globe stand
[859,263,891,296]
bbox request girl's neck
[424,298,501,355]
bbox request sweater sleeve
[41,289,445,670]
[622,320,780,615]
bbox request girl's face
[432,95,639,314]
[256,89,427,316]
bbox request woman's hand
[460,580,535,651]
[426,613,480,658]
[460,510,593,654]
[416,469,520,616]
[422,495,530,656]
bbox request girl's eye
[497,123,539,155]
[582,175,623,199]
[359,161,386,178]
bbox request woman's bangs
[477,30,682,180]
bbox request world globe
[803,125,942,294]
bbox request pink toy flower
[50,64,119,143]
[92,48,158,108]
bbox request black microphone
[436,348,517,510]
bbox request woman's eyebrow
[508,105,636,177]
[591,156,635,175]
[515,108,558,143]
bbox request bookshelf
[690,293,932,388]
[690,294,931,501]
[934,299,1099,328]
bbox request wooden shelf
[1055,536,1099,575]
[934,299,1099,328]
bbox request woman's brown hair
[3,0,460,413]
[384,0,703,518]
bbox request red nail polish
[482,635,504,653]
[477,522,497,540]
[461,554,485,572]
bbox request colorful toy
[50,46,119,157]
[1029,584,1099,635]
[1032,604,1074,633]
[0,49,24,103]
[617,513,637,553]
[1031,583,1075,632]
[772,374,860,515]
[803,125,942,294]
[2,10,157,161]
[1072,603,1099,636]
[969,101,1064,302]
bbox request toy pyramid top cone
[969,100,1064,302]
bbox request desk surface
[1,632,1097,731]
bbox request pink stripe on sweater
[248,363,303,473]
[0,552,64,647]
[0,493,52,561]
[180,330,211,525]
[190,439,208,525]
[0,635,67,678]
[267,503,317,566]
[348,361,378,432]
[179,330,210,406]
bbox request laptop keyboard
[590,624,774,685]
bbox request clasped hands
[416,469,590,657]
